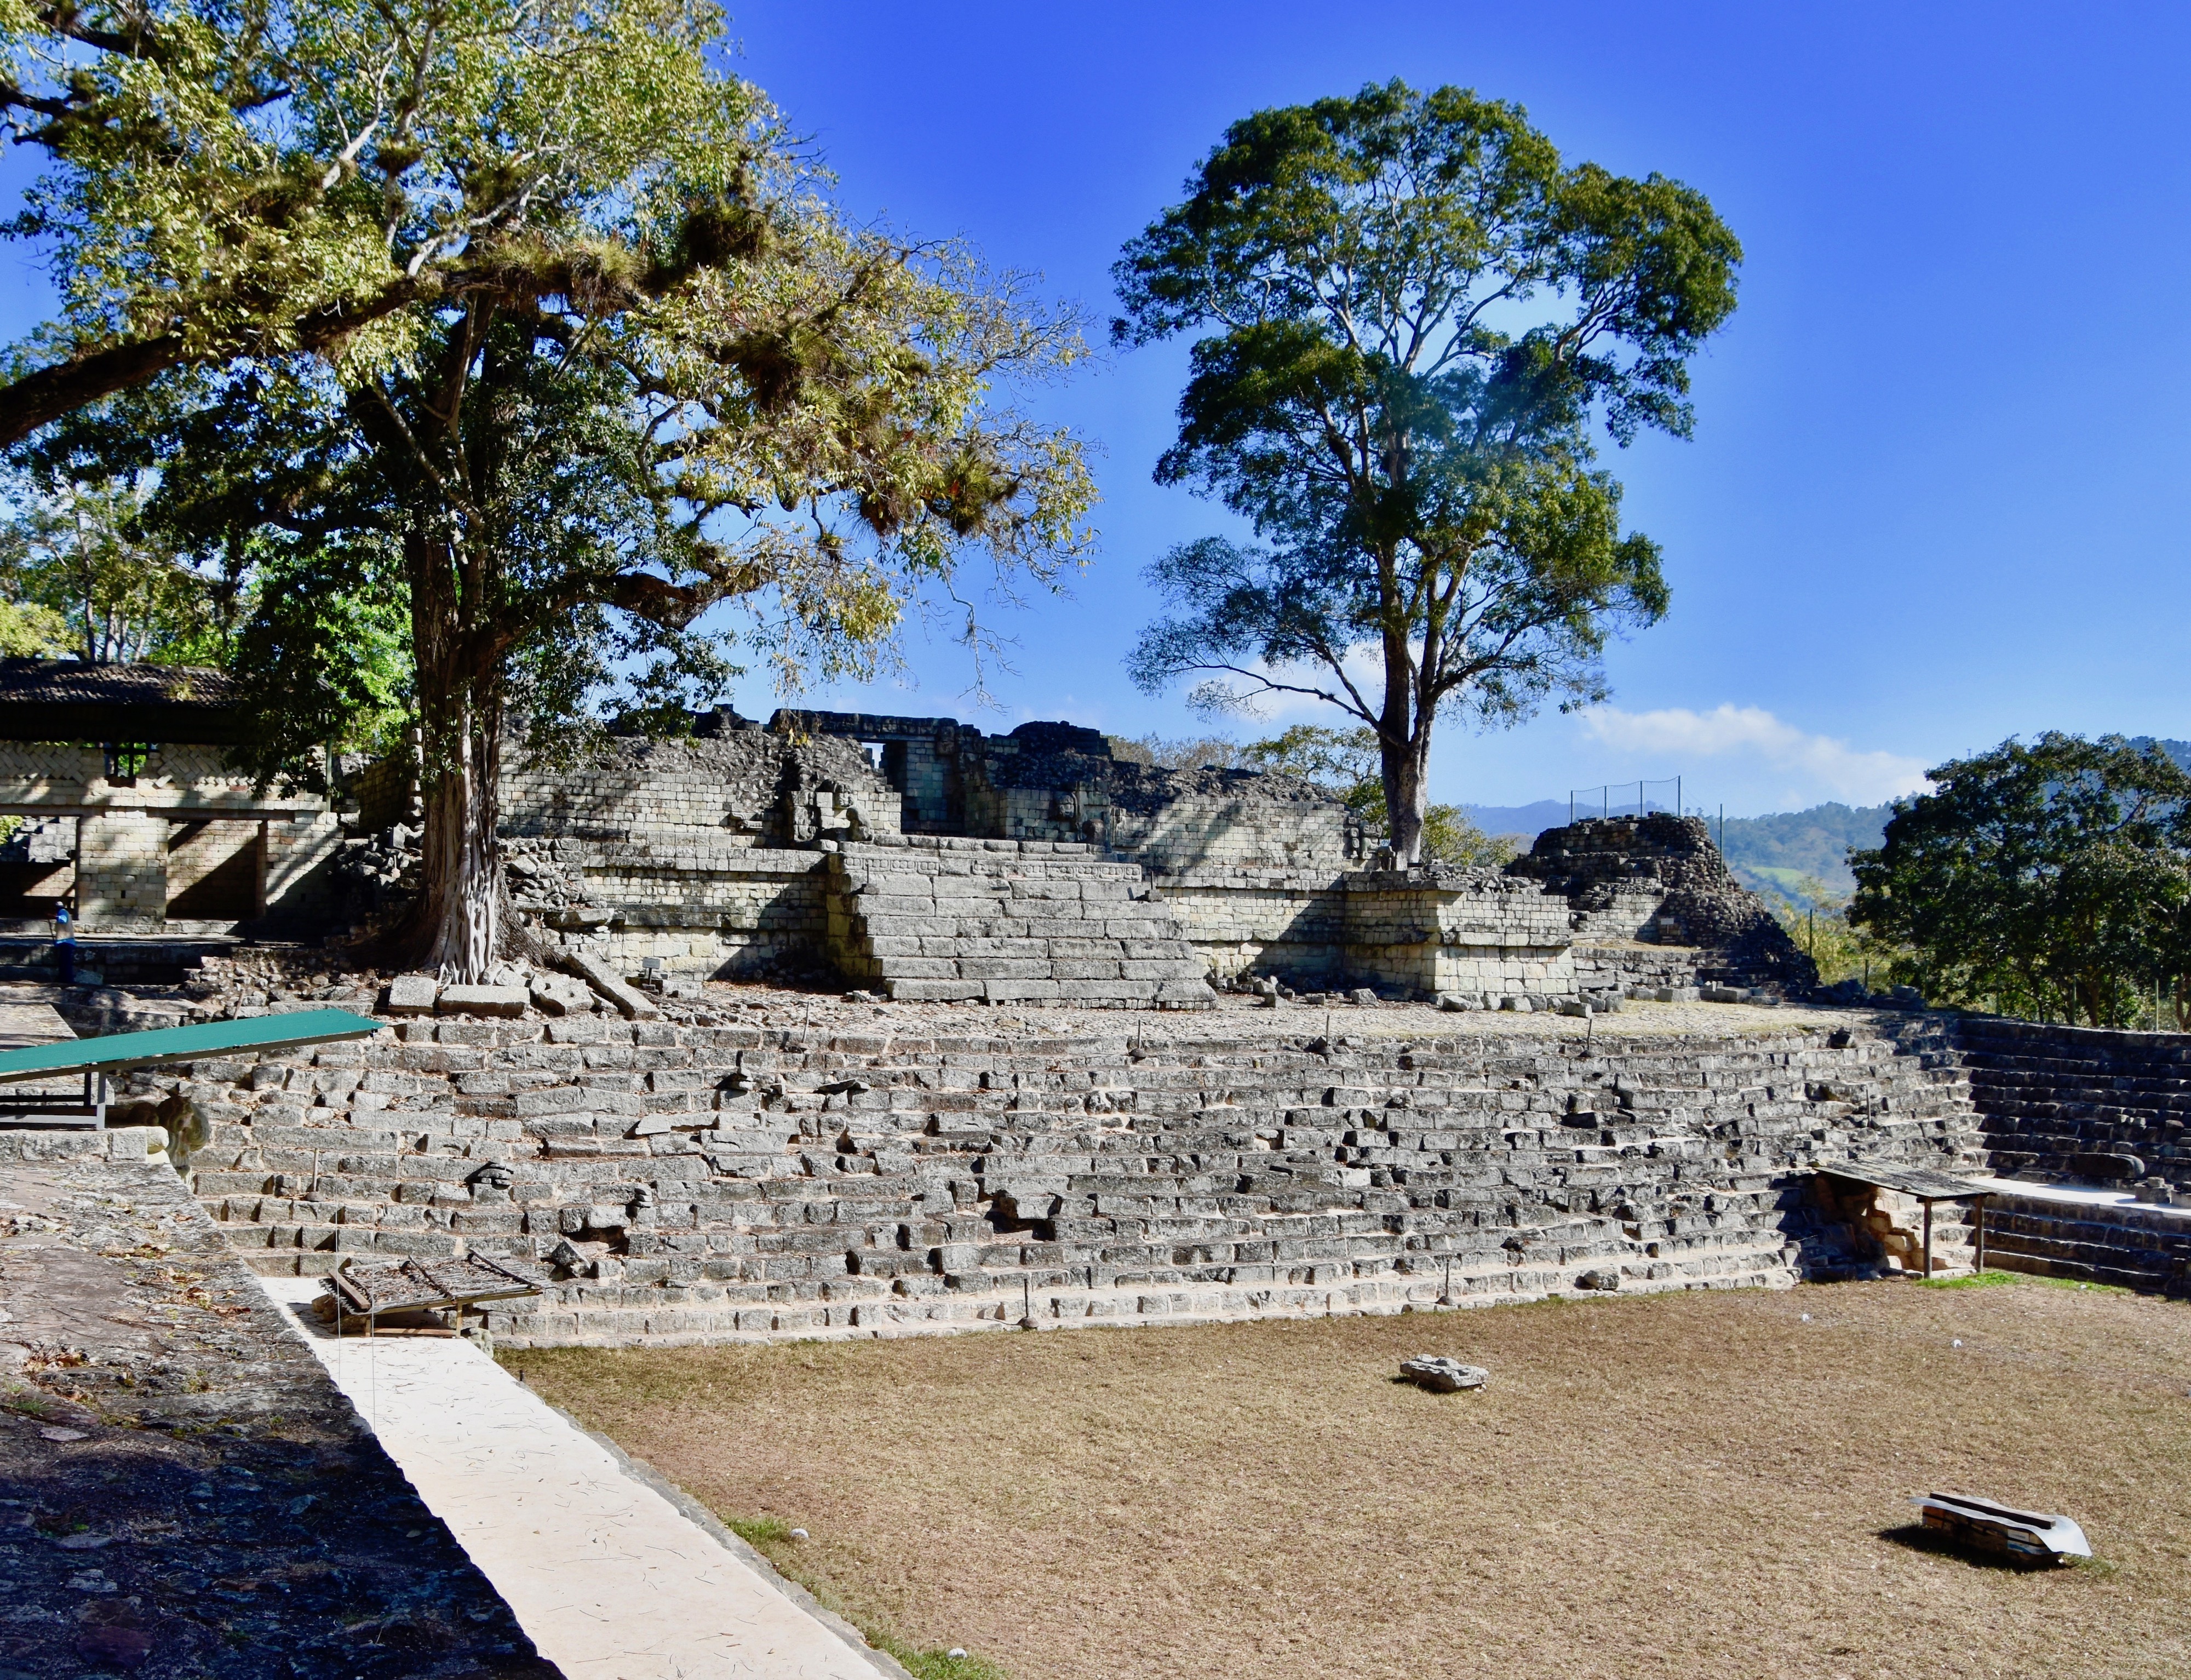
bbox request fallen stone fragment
[1574,1269,1621,1291]
[437,983,528,1017]
[1914,1492,2091,1563]
[556,947,663,1020]
[38,1426,87,1442]
[529,973,595,1017]
[1399,1355,1488,1393]
[383,973,440,1016]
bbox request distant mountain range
[1466,735,2191,909]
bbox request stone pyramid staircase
[822,836,1213,1008]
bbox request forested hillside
[1716,806,1890,901]
[1467,738,2191,907]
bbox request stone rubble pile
[1509,813,1819,996]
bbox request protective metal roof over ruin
[0,1007,381,1084]
[0,657,250,743]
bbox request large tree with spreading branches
[6,1,1094,977]
[1114,82,1739,863]
[1850,735,2191,1027]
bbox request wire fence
[1564,777,1685,823]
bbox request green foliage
[1108,733,1247,770]
[1718,803,1894,897]
[1918,1270,2135,1296]
[9,1,1096,973]
[0,468,236,662]
[0,598,70,656]
[1766,874,1901,990]
[1115,81,1735,861]
[1849,733,2191,1026]
[1241,723,1517,865]
[226,543,413,777]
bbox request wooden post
[1922,1199,1934,1278]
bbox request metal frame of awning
[0,1007,382,1131]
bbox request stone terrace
[823,838,1213,1007]
[151,994,1986,1347]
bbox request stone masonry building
[339,707,1810,1012]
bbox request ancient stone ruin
[1,660,2184,1375]
[1,661,1817,1013]
[342,708,1817,1013]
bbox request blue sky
[8,3,2189,816]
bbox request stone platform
[133,993,1987,1347]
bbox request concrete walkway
[1972,1173,2191,1222]
[255,1274,900,1680]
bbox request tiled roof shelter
[0,658,248,744]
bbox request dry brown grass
[515,1278,2191,1680]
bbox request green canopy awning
[0,1007,383,1086]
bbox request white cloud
[1578,704,1930,806]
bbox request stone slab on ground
[0,1128,557,1679]
[385,973,440,1015]
[257,1273,904,1680]
[557,948,662,1020]
[438,984,530,1018]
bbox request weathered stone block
[385,974,440,1016]
[438,984,528,1017]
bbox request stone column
[75,810,169,927]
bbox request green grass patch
[729,1512,1007,1679]
[1920,1269,2135,1297]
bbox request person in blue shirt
[51,903,76,987]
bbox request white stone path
[255,1275,899,1680]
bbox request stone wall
[153,1007,1981,1347]
[501,730,901,851]
[323,720,1806,1011]
[1952,1016,2191,1200]
[1976,1190,2191,1295]
[76,809,169,922]
[1341,868,1576,1000]
[393,731,913,978]
[766,712,1360,872]
[1149,866,1574,1001]
[0,741,339,932]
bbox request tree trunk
[1378,603,1431,863]
[414,707,501,982]
[1381,731,1432,867]
[404,530,502,983]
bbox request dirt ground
[516,1278,2191,1680]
